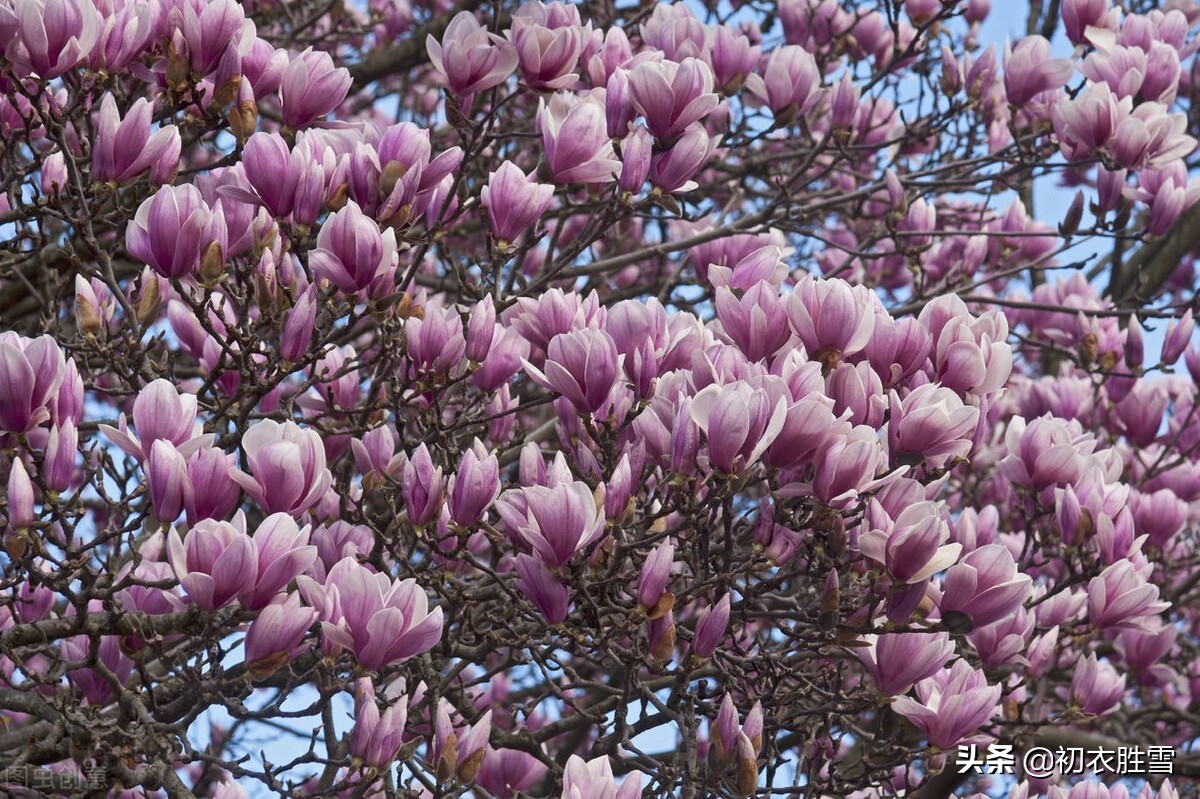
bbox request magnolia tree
[2,0,1200,796]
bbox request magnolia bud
[1125,315,1144,371]
[6,458,35,529]
[818,569,840,631]
[735,733,758,797]
[212,75,241,108]
[435,732,458,782]
[229,81,258,144]
[648,591,675,621]
[457,747,485,784]
[167,37,190,90]
[1059,190,1085,238]
[380,161,407,200]
[136,270,163,326]
[75,276,104,337]
[1078,331,1099,367]
[326,181,349,212]
[649,613,676,662]
[199,241,224,285]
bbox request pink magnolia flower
[91,94,180,185]
[787,278,877,368]
[1003,35,1072,105]
[857,631,956,696]
[640,3,706,61]
[523,328,622,415]
[482,161,554,245]
[887,386,979,469]
[167,513,256,611]
[1062,0,1119,46]
[278,48,352,129]
[1088,559,1170,630]
[351,677,408,770]
[478,747,548,799]
[406,302,467,376]
[811,426,891,508]
[310,201,398,295]
[689,380,787,473]
[636,540,675,613]
[510,286,606,359]
[1069,653,1126,715]
[89,0,157,71]
[692,594,730,660]
[426,11,518,99]
[5,0,100,78]
[146,440,190,523]
[710,24,760,93]
[299,556,444,670]
[447,440,500,527]
[178,0,251,76]
[745,45,822,119]
[968,608,1034,668]
[496,480,606,568]
[241,513,318,610]
[761,395,846,471]
[627,57,719,141]
[537,94,621,185]
[561,754,643,799]
[892,660,1001,748]
[100,379,204,462]
[513,553,569,623]
[0,334,66,434]
[507,1,586,91]
[920,296,1012,397]
[402,443,444,526]
[229,420,333,516]
[125,185,212,279]
[998,415,1096,493]
[6,458,34,529]
[649,123,717,194]
[244,592,318,677]
[859,499,962,584]
[939,543,1032,631]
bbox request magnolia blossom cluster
[0,0,1199,796]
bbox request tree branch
[1107,202,1200,306]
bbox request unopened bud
[326,181,349,212]
[167,39,190,91]
[75,282,103,337]
[885,169,907,214]
[395,293,422,320]
[246,652,289,680]
[649,617,676,662]
[1078,330,1098,367]
[230,99,257,145]
[818,569,840,631]
[6,458,35,530]
[199,241,224,285]
[1059,190,1085,239]
[456,748,485,784]
[4,530,27,561]
[136,272,163,326]
[212,74,241,108]
[735,733,758,797]
[436,732,458,783]
[1125,315,1144,370]
[647,591,675,621]
[379,161,408,200]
